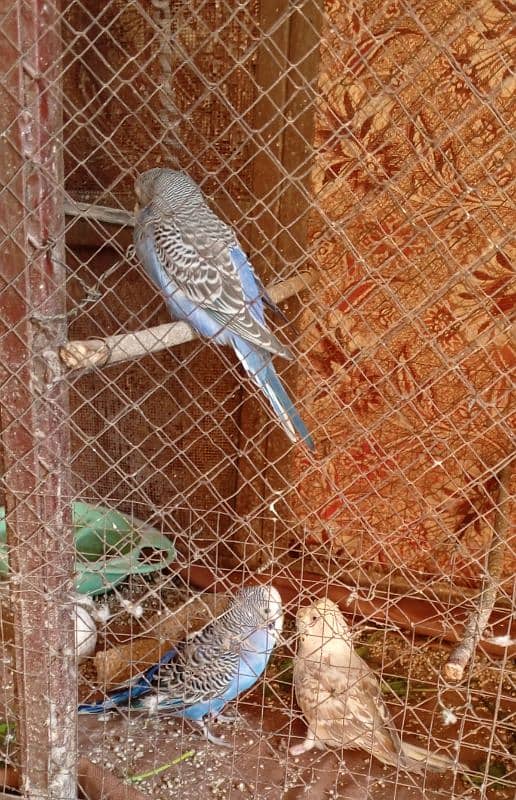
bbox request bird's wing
[254,271,290,323]
[320,639,400,753]
[227,244,265,326]
[154,635,241,709]
[137,208,292,359]
[298,638,402,755]
[230,246,289,325]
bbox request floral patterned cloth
[292,0,514,586]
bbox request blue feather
[229,246,266,326]
[78,646,177,714]
[232,341,314,451]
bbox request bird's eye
[311,614,318,622]
[264,607,270,616]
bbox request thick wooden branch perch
[59,271,318,372]
[442,460,513,683]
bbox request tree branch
[64,198,134,228]
[442,460,513,683]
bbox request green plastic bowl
[0,501,175,596]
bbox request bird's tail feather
[234,343,314,450]
[78,647,177,715]
[401,741,461,773]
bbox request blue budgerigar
[79,584,283,745]
[133,168,314,450]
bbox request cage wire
[0,0,514,798]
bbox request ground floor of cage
[73,692,513,800]
[0,576,514,799]
[3,701,514,800]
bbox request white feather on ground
[75,603,97,661]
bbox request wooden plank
[232,0,292,566]
[258,0,323,555]
[233,0,322,567]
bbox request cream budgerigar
[291,598,458,773]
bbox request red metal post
[0,1,77,797]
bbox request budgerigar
[133,168,314,450]
[79,584,283,745]
[291,598,458,772]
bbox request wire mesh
[0,0,514,798]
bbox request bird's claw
[290,739,316,756]
[213,711,241,724]
[200,721,233,748]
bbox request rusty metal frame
[0,0,76,797]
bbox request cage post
[0,0,76,797]
[234,0,321,565]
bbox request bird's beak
[296,616,310,636]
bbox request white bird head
[264,584,284,639]
[135,168,204,214]
[296,598,350,656]
[256,584,284,639]
[238,584,284,642]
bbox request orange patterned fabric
[292,0,514,585]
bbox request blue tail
[78,647,177,715]
[234,342,314,451]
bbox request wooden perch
[442,460,513,683]
[59,271,318,372]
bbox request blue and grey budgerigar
[133,168,314,450]
[79,584,283,745]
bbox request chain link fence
[0,0,514,797]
